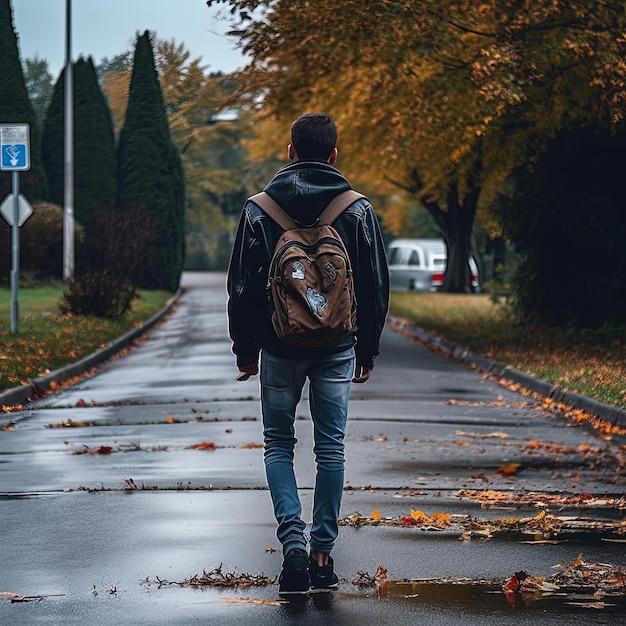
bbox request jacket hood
[263,161,352,226]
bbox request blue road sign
[0,124,30,171]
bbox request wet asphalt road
[1,272,624,625]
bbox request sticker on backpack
[306,287,327,317]
[291,261,305,280]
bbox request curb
[0,288,182,409]
[389,315,626,429]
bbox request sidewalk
[1,272,624,625]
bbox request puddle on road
[344,579,626,615]
[169,578,626,624]
[145,561,626,618]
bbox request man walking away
[227,112,389,597]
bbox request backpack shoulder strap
[319,190,366,225]
[248,192,297,231]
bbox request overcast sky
[12,0,247,79]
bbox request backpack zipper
[268,237,351,282]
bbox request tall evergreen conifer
[41,71,64,207]
[117,31,185,291]
[42,57,116,269]
[0,0,47,201]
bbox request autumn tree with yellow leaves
[207,0,626,297]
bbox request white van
[387,239,479,292]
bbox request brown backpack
[250,190,365,347]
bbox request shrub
[59,208,157,318]
[0,202,84,284]
[60,271,136,318]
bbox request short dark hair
[291,112,337,161]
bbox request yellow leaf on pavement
[431,512,451,527]
[410,509,430,523]
[497,463,521,476]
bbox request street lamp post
[63,0,74,281]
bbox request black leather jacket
[227,160,389,369]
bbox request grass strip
[0,286,172,391]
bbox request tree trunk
[405,160,482,293]
[423,180,479,293]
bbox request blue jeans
[260,347,355,555]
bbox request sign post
[1,123,31,334]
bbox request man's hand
[352,363,372,384]
[236,363,259,381]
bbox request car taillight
[431,273,444,286]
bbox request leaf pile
[145,564,275,589]
[502,553,626,607]
[70,445,113,455]
[352,565,388,589]
[343,508,452,529]
[340,508,626,541]
[456,489,626,510]
[185,441,216,451]
[48,418,96,428]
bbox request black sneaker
[278,548,310,596]
[309,554,339,591]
